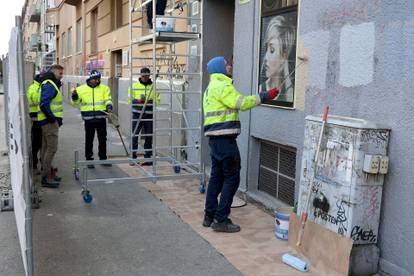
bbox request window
[258,141,296,206]
[91,8,98,54]
[258,0,298,108]
[61,32,66,57]
[67,27,72,55]
[76,18,82,52]
[112,0,123,30]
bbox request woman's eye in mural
[269,45,275,54]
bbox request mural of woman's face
[264,35,285,79]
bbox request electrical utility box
[297,115,390,245]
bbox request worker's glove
[259,88,279,102]
[106,105,113,113]
[140,94,146,101]
[71,89,79,101]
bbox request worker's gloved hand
[106,105,113,113]
[132,99,139,105]
[259,88,279,102]
[71,89,79,101]
[140,94,146,101]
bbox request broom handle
[296,106,329,246]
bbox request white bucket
[155,17,175,32]
[275,207,293,240]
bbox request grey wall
[233,1,305,205]
[297,1,414,274]
[200,0,235,166]
[233,0,414,274]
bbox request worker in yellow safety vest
[202,56,279,233]
[128,67,160,166]
[71,70,113,169]
[26,74,42,172]
[37,64,65,188]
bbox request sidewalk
[120,165,321,276]
[32,102,241,275]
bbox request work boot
[202,215,214,227]
[211,219,241,233]
[140,161,153,166]
[87,164,95,169]
[51,167,62,181]
[41,176,59,188]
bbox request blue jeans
[205,136,241,223]
[146,0,168,28]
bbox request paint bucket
[275,207,293,240]
[155,17,175,32]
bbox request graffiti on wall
[85,59,105,75]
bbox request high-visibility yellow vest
[71,84,112,120]
[26,80,40,115]
[203,73,260,136]
[128,81,160,113]
[37,80,64,121]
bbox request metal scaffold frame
[73,0,205,203]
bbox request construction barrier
[3,16,34,276]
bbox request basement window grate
[258,141,296,206]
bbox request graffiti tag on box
[314,199,349,235]
[351,225,377,243]
[314,209,338,225]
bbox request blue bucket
[275,207,293,240]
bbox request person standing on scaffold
[129,67,160,166]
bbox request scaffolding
[73,0,205,203]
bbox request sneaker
[87,164,95,169]
[202,215,214,227]
[41,177,59,188]
[211,219,241,233]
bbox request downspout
[82,0,86,75]
[243,0,257,194]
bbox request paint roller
[282,253,310,272]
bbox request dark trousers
[31,121,42,169]
[84,118,107,160]
[205,136,241,223]
[146,0,168,28]
[132,112,153,159]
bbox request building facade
[22,0,58,71]
[228,0,414,275]
[20,0,414,274]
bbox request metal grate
[258,141,296,206]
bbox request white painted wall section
[339,22,375,87]
[303,30,330,89]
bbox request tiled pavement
[119,164,321,276]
